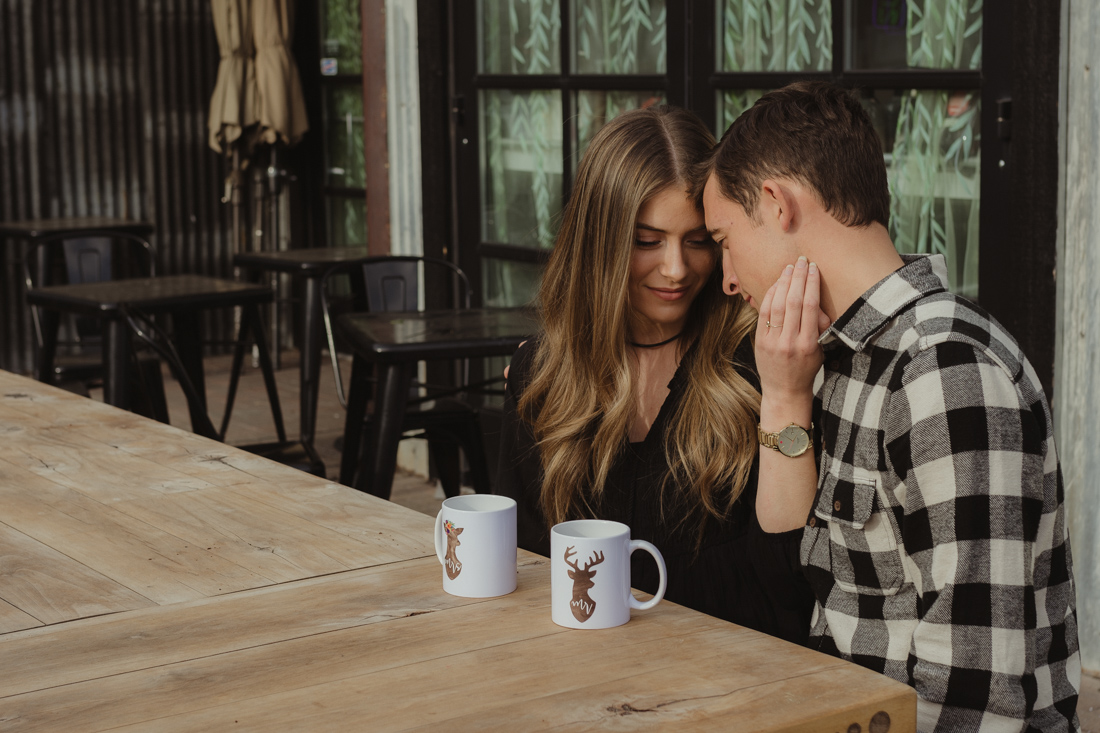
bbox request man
[702,81,1080,731]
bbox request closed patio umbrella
[252,0,309,147]
[207,0,258,154]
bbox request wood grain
[0,557,913,733]
[0,556,527,700]
[0,598,41,635]
[0,458,273,603]
[0,521,153,626]
[0,372,917,732]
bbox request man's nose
[722,258,740,296]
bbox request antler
[583,551,605,571]
[564,546,579,571]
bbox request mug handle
[628,539,666,611]
[433,509,446,566]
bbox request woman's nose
[660,242,688,279]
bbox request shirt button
[834,500,842,511]
[808,517,816,528]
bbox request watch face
[777,425,810,457]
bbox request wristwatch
[757,423,814,458]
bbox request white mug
[433,494,517,598]
[550,519,667,629]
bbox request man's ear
[759,179,796,233]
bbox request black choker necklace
[628,331,683,349]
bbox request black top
[495,338,814,646]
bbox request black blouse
[494,338,815,646]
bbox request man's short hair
[704,81,890,228]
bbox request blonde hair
[519,106,760,529]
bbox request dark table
[0,217,155,240]
[233,247,368,467]
[25,275,280,435]
[2,218,158,377]
[335,307,538,497]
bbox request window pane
[320,0,362,74]
[847,0,981,70]
[479,0,562,74]
[717,0,832,72]
[323,86,365,189]
[326,195,367,247]
[882,89,980,297]
[572,0,666,73]
[479,89,564,250]
[716,89,765,131]
[482,257,542,308]
[574,90,665,168]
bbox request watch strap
[757,425,781,450]
[757,422,814,453]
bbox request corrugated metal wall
[0,0,235,374]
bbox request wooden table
[336,307,539,496]
[0,372,916,731]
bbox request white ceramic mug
[550,519,666,629]
[433,494,517,598]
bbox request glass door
[453,0,994,306]
[708,0,984,297]
[319,0,368,247]
[453,0,679,307]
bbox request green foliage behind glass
[889,0,982,296]
[324,87,366,189]
[481,0,563,74]
[719,0,832,72]
[574,0,666,74]
[321,0,362,74]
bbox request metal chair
[123,306,323,475]
[22,231,168,421]
[321,256,491,497]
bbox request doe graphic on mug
[434,495,517,598]
[442,520,463,580]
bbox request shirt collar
[820,254,950,352]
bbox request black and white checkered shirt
[802,254,1080,732]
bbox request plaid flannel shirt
[801,254,1080,732]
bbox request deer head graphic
[443,520,463,580]
[564,546,605,623]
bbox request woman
[495,106,813,644]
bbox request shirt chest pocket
[815,469,905,596]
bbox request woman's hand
[753,257,830,533]
[503,340,528,381]
[754,257,829,409]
